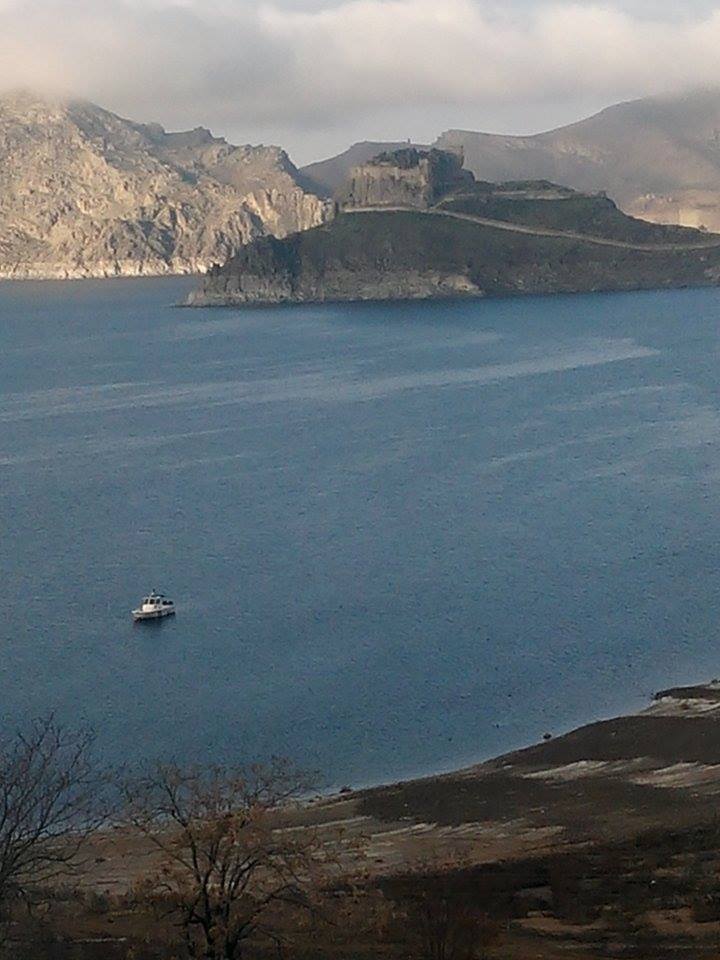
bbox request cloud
[3,0,720,153]
[256,0,720,113]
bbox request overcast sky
[3,0,720,164]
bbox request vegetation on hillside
[437,191,707,244]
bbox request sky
[3,0,720,164]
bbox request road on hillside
[344,205,720,252]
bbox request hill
[437,89,720,231]
[0,91,333,279]
[190,149,720,306]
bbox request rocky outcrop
[339,148,473,210]
[301,140,430,197]
[0,91,334,280]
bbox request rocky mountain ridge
[0,91,333,280]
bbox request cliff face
[192,224,482,305]
[339,148,473,210]
[0,92,334,280]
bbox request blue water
[2,277,720,786]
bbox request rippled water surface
[2,277,720,785]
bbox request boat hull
[132,609,176,622]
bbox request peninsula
[189,148,720,307]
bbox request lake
[2,278,720,787]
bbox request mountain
[437,89,720,231]
[301,140,428,196]
[0,91,333,279]
[301,91,720,232]
[190,148,720,306]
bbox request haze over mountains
[304,90,720,233]
[0,91,331,279]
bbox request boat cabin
[142,592,173,609]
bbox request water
[2,277,720,787]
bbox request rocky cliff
[0,91,334,280]
[338,147,471,209]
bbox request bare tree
[409,888,499,960]
[386,871,501,960]
[0,716,104,933]
[124,760,324,960]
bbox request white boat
[132,591,176,622]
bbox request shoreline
[0,270,204,285]
[185,278,712,309]
[84,679,720,894]
[61,678,720,960]
[2,270,720,319]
